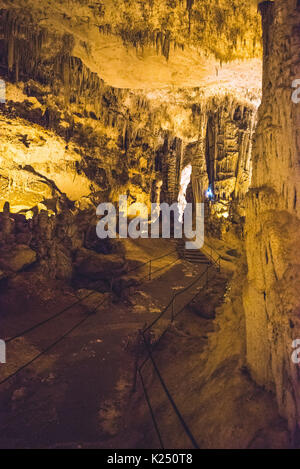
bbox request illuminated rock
[244,0,300,439]
[0,244,36,273]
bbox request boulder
[76,249,126,281]
[55,245,73,281]
[16,232,32,245]
[0,245,36,272]
[112,276,140,297]
[188,298,216,320]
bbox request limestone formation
[244,0,300,440]
[0,0,299,450]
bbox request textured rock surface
[0,2,262,225]
[0,0,261,89]
[2,0,300,449]
[0,244,36,272]
[0,1,262,334]
[244,0,300,441]
[0,3,264,319]
[75,249,126,280]
[0,78,260,219]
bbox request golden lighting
[178,164,192,223]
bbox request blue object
[206,186,214,199]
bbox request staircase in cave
[173,238,211,265]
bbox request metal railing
[136,254,221,449]
[0,247,179,387]
[0,295,108,386]
[110,248,179,289]
[201,240,221,272]
[1,239,222,448]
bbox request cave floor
[0,239,290,449]
[0,240,211,449]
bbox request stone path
[0,247,215,449]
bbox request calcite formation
[0,10,261,276]
[0,2,262,303]
[0,0,262,88]
[4,0,299,449]
[244,0,300,440]
[0,4,260,219]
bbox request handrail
[0,247,179,386]
[137,260,216,449]
[1,240,219,447]
[142,337,200,449]
[204,240,221,260]
[201,241,221,272]
[6,247,178,344]
[141,263,211,365]
[138,368,165,449]
[0,296,108,386]
[6,240,218,346]
[111,248,178,286]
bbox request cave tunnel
[0,0,300,453]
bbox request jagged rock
[54,244,73,281]
[16,232,32,245]
[242,0,300,438]
[0,244,36,272]
[0,211,14,240]
[112,276,140,298]
[75,249,126,281]
[188,300,216,320]
[84,225,111,253]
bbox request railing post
[132,330,143,394]
[171,293,175,322]
[132,354,139,393]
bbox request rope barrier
[1,238,222,448]
[0,296,108,387]
[0,247,179,387]
[138,368,165,449]
[137,250,222,449]
[143,340,199,449]
[5,248,178,345]
[5,285,104,344]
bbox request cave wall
[0,0,262,91]
[0,5,260,242]
[244,0,300,440]
[0,8,160,211]
[178,96,258,224]
[204,97,256,204]
[0,7,259,217]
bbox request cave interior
[0,0,300,450]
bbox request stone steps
[171,238,211,265]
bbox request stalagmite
[1,0,297,452]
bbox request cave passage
[0,0,299,452]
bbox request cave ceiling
[0,0,262,91]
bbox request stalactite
[7,36,14,73]
[162,34,171,61]
[186,0,194,34]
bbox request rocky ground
[0,234,290,449]
[0,238,205,449]
[128,262,289,449]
